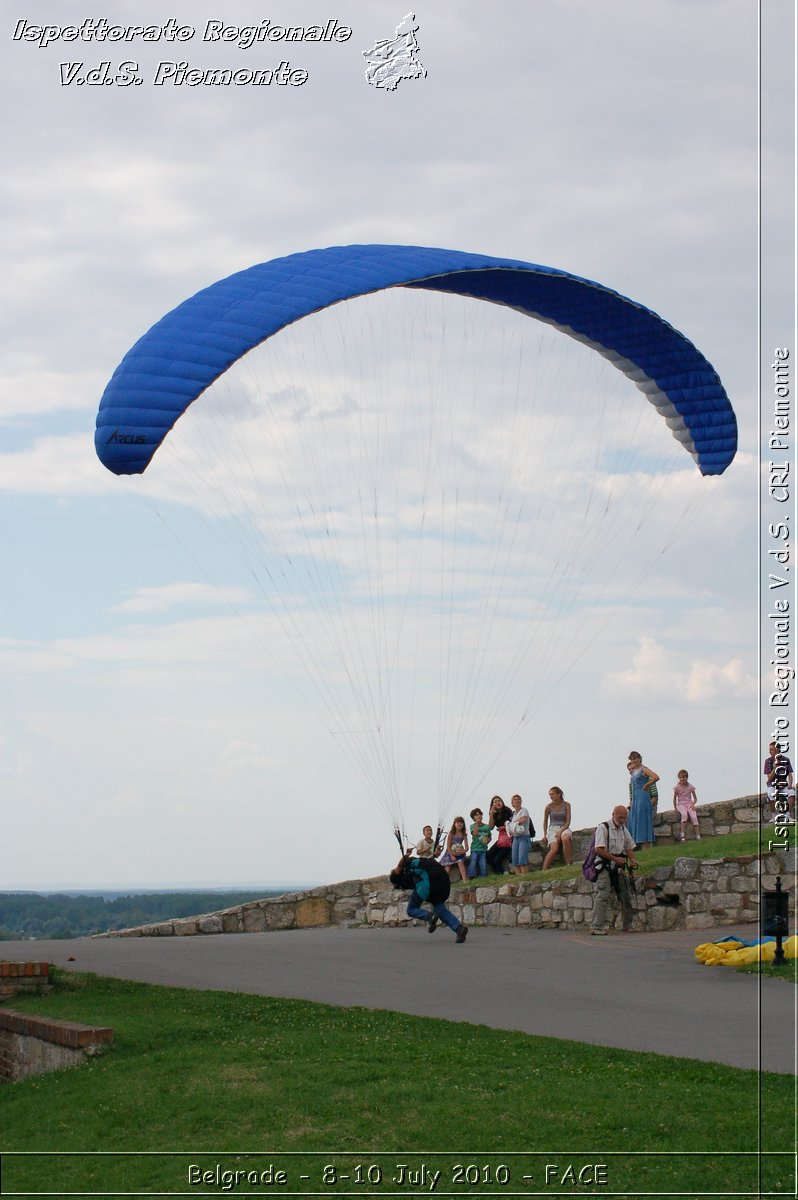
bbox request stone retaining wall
[102,876,387,937]
[100,795,792,937]
[369,851,793,933]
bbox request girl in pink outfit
[673,770,700,841]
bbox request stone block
[174,921,199,936]
[333,880,363,898]
[685,913,715,930]
[265,906,298,930]
[296,898,332,928]
[197,916,223,935]
[643,902,667,931]
[734,808,760,824]
[242,907,267,932]
[710,895,745,912]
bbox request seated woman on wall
[486,795,514,875]
[540,786,573,869]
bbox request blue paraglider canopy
[95,244,736,477]
[94,245,738,848]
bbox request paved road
[2,924,794,1074]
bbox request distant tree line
[0,890,287,940]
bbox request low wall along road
[98,795,794,938]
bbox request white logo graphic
[362,12,426,91]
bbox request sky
[1,0,793,891]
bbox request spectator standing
[509,793,533,874]
[590,805,638,935]
[764,741,795,820]
[627,751,659,849]
[467,807,491,878]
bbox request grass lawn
[0,970,793,1198]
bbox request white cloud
[606,636,756,703]
[0,434,112,495]
[113,582,253,613]
[220,739,279,771]
[0,369,104,420]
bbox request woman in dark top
[486,794,514,875]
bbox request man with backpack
[390,854,469,942]
[589,805,638,935]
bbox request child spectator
[415,825,436,858]
[672,770,701,841]
[468,807,491,878]
[439,816,469,881]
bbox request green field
[0,970,793,1198]
[2,827,794,1195]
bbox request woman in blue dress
[627,751,660,849]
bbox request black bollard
[761,876,789,966]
